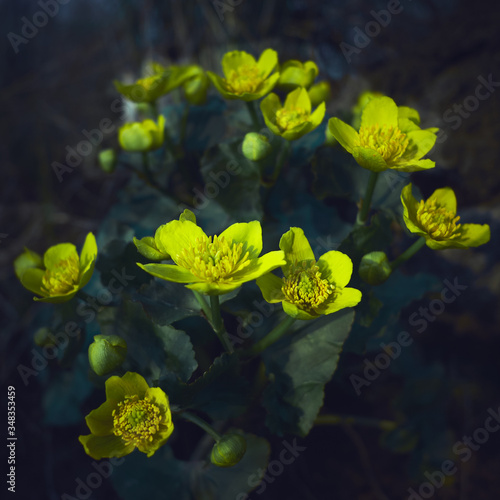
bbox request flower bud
[242,132,272,161]
[88,335,127,376]
[33,327,54,348]
[211,433,247,467]
[98,149,117,173]
[359,251,392,286]
[119,115,165,152]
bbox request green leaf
[262,309,355,436]
[43,354,93,426]
[110,434,270,500]
[174,353,249,419]
[97,301,197,390]
[200,140,263,222]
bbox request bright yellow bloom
[14,233,97,303]
[256,228,361,320]
[137,217,286,295]
[79,372,174,459]
[119,115,165,152]
[328,96,438,172]
[277,60,319,91]
[260,87,326,141]
[206,49,279,101]
[401,184,491,250]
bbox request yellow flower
[401,184,491,250]
[260,87,326,141]
[206,49,279,101]
[137,217,286,296]
[277,60,319,91]
[119,115,165,152]
[114,74,170,103]
[14,233,97,303]
[328,96,438,172]
[79,372,174,459]
[256,228,362,320]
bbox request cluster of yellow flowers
[14,48,491,461]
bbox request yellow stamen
[224,64,263,94]
[416,199,461,240]
[282,261,335,312]
[276,107,309,130]
[358,124,409,164]
[112,395,162,446]
[176,235,251,282]
[41,255,80,295]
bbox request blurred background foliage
[1,0,500,498]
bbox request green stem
[75,290,94,303]
[261,140,290,188]
[314,414,397,431]
[141,152,156,186]
[181,411,221,442]
[248,316,296,355]
[192,290,212,320]
[389,237,426,270]
[356,171,379,226]
[245,101,261,130]
[210,295,234,354]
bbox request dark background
[1,0,500,498]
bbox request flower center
[276,107,309,130]
[416,199,461,240]
[41,255,80,295]
[224,64,263,94]
[282,261,335,311]
[112,395,162,446]
[358,124,409,164]
[176,235,251,282]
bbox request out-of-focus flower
[119,116,165,152]
[308,81,331,107]
[14,233,97,303]
[277,60,318,91]
[207,49,279,101]
[260,87,325,141]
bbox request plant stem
[314,414,397,431]
[210,295,234,354]
[192,290,212,320]
[181,411,221,442]
[389,236,426,270]
[141,152,156,187]
[75,290,94,303]
[245,101,261,130]
[356,171,379,226]
[248,316,296,355]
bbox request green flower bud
[98,149,117,173]
[308,81,331,107]
[359,251,392,286]
[242,133,272,161]
[211,433,247,467]
[88,335,127,376]
[33,327,54,347]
